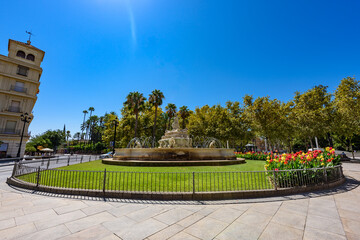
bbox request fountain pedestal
[103,117,244,166]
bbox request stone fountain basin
[113,148,236,161]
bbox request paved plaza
[0,163,359,240]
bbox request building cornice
[0,72,40,86]
[0,89,37,100]
[0,54,43,73]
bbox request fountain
[103,117,244,166]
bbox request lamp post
[17,112,31,158]
[112,117,119,155]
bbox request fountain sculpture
[103,117,244,166]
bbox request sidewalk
[0,163,359,239]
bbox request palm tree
[66,130,71,147]
[165,103,177,130]
[124,92,146,138]
[178,106,191,129]
[86,107,95,142]
[81,110,88,143]
[149,89,165,141]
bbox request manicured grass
[18,160,273,192]
[58,159,266,172]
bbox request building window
[8,101,21,113]
[16,51,25,58]
[26,54,35,61]
[11,81,26,93]
[5,121,17,134]
[17,65,29,76]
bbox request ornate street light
[17,112,31,158]
[112,117,119,155]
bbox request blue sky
[0,0,359,137]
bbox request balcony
[10,85,27,94]
[7,106,21,113]
[0,128,20,135]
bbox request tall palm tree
[149,89,165,141]
[178,105,191,129]
[124,92,146,138]
[81,110,88,143]
[86,107,95,142]
[66,130,71,147]
[165,103,177,130]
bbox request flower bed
[264,147,340,171]
[264,147,341,188]
[235,151,269,160]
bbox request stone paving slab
[0,162,359,239]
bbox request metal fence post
[56,156,59,164]
[80,156,83,163]
[76,155,77,161]
[89,155,91,162]
[36,166,41,188]
[192,172,195,194]
[323,166,328,183]
[103,169,107,195]
[273,170,277,190]
[67,156,70,166]
[46,159,50,169]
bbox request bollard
[46,159,50,169]
[80,156,83,163]
[89,155,91,162]
[67,156,70,166]
[56,156,59,164]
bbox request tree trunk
[182,117,186,129]
[309,137,314,149]
[152,106,158,147]
[350,138,355,159]
[134,112,139,138]
[327,132,333,146]
[168,117,172,130]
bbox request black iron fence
[0,155,100,168]
[11,164,344,193]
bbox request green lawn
[58,159,266,172]
[18,160,273,192]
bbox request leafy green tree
[102,113,120,147]
[333,77,360,158]
[73,132,81,142]
[187,103,251,148]
[26,129,64,152]
[124,92,146,138]
[165,103,177,130]
[148,89,165,140]
[292,85,332,149]
[243,95,284,151]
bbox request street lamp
[112,117,119,155]
[17,112,31,158]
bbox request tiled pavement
[0,163,359,239]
